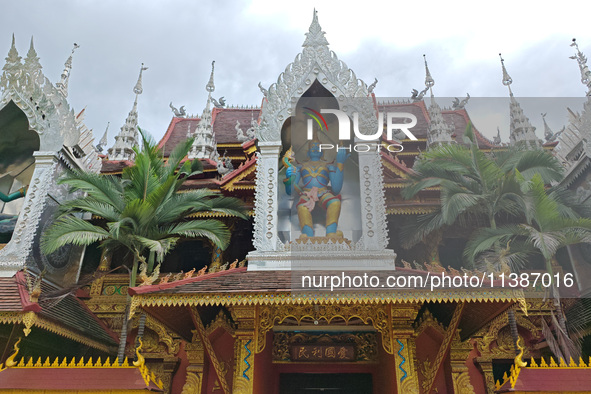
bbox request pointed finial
[28,36,35,55]
[206,60,215,93]
[24,36,41,72]
[499,53,513,95]
[303,9,329,47]
[5,337,22,368]
[424,54,434,89]
[56,43,79,97]
[5,33,21,65]
[96,122,109,152]
[569,38,591,95]
[133,63,148,95]
[1,34,23,88]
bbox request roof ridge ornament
[569,38,591,96]
[133,62,148,95]
[96,122,109,152]
[499,53,513,96]
[1,34,23,88]
[303,9,329,48]
[422,55,454,148]
[108,63,147,161]
[424,54,435,90]
[23,36,43,87]
[56,43,79,97]
[499,54,541,148]
[188,60,217,160]
[206,60,215,93]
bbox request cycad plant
[42,128,246,361]
[464,174,591,359]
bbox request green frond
[165,137,194,178]
[58,198,120,221]
[162,220,231,249]
[41,215,110,254]
[463,225,525,264]
[209,196,248,219]
[59,171,125,211]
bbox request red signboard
[289,345,355,362]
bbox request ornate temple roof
[0,272,118,352]
[496,353,591,393]
[0,339,163,392]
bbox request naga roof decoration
[0,338,163,392]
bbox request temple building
[1,11,591,394]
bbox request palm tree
[401,123,568,355]
[464,174,591,359]
[401,123,563,249]
[41,128,247,361]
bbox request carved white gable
[249,11,394,271]
[256,10,377,144]
[0,36,99,277]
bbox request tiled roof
[212,108,260,144]
[0,273,38,312]
[158,117,200,157]
[39,290,119,347]
[101,159,133,173]
[129,267,286,295]
[378,101,430,139]
[442,108,498,148]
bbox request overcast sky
[1,0,591,145]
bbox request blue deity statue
[284,141,348,238]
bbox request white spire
[303,9,329,48]
[108,63,148,161]
[499,54,541,148]
[22,36,44,87]
[555,39,591,167]
[499,53,513,96]
[96,122,109,152]
[188,61,217,160]
[55,43,79,97]
[1,34,22,88]
[424,54,435,90]
[206,60,215,94]
[569,38,591,96]
[423,55,454,148]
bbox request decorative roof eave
[0,311,115,353]
[0,338,163,391]
[386,205,438,215]
[219,156,257,191]
[187,210,254,219]
[381,152,413,178]
[561,155,591,188]
[128,288,526,320]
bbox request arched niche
[276,80,362,244]
[0,101,39,241]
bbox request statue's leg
[297,201,314,237]
[324,195,342,237]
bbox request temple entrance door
[279,373,373,394]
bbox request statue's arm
[328,164,344,194]
[329,149,349,194]
[284,165,301,195]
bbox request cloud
[1,0,590,146]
